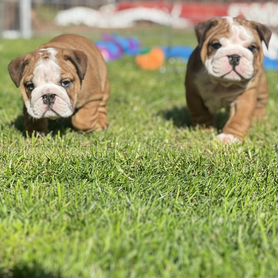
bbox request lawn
[0,28,277,278]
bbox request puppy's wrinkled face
[8,47,87,119]
[197,17,271,82]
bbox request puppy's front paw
[217,133,242,144]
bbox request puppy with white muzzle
[185,17,272,143]
[8,34,110,135]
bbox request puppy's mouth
[209,54,255,82]
[30,97,73,120]
[41,107,63,119]
[220,68,248,81]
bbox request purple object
[97,34,141,61]
[96,41,124,62]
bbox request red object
[116,2,229,24]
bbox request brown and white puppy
[8,34,109,135]
[185,17,272,143]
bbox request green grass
[0,29,277,278]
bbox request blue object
[103,34,141,56]
[163,46,193,61]
[96,41,124,61]
[264,57,278,71]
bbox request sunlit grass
[0,30,277,278]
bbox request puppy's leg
[186,87,214,127]
[23,106,48,136]
[218,89,257,143]
[72,101,108,132]
[253,73,269,121]
[72,84,109,132]
[253,96,268,121]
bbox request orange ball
[136,48,165,71]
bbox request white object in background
[263,32,278,60]
[228,2,278,28]
[55,6,191,29]
[20,0,32,38]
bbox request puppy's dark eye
[61,80,71,89]
[210,42,222,50]
[25,82,34,92]
[248,44,258,53]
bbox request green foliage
[0,30,277,278]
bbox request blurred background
[0,0,277,39]
[0,0,277,69]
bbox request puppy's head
[195,17,271,82]
[8,47,87,119]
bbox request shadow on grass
[1,262,61,278]
[215,110,229,131]
[11,115,72,137]
[160,106,229,130]
[159,106,192,128]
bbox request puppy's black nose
[42,94,56,106]
[228,55,241,67]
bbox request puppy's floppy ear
[8,55,30,87]
[252,21,272,48]
[195,18,218,46]
[63,49,88,81]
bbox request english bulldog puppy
[185,17,272,143]
[8,34,110,135]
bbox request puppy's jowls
[8,34,110,135]
[185,17,272,143]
